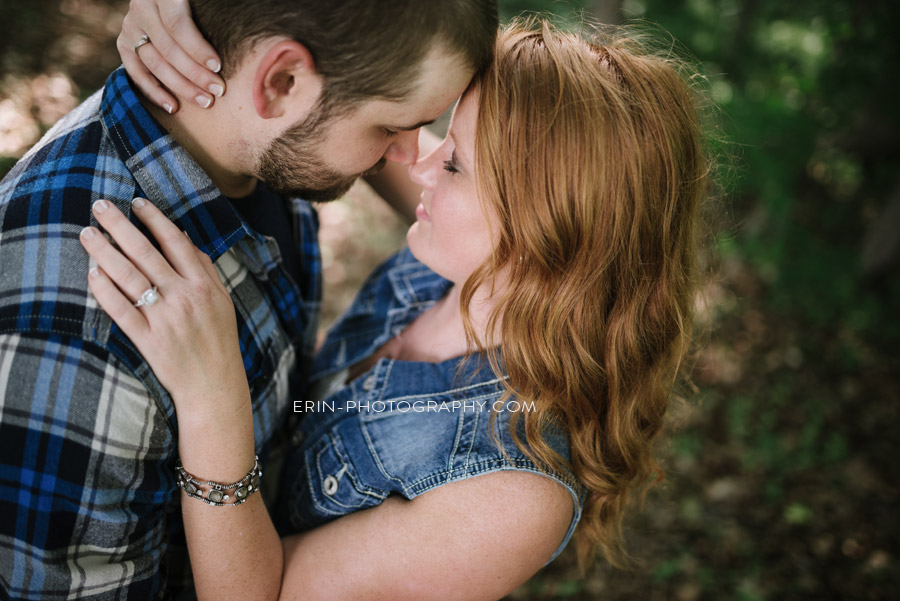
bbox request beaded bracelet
[175,456,262,507]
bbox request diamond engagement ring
[134,34,151,54]
[134,286,160,308]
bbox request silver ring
[134,34,151,54]
[134,286,160,308]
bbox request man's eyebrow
[393,119,436,131]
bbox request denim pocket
[360,404,468,488]
[305,426,387,517]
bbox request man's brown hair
[190,0,498,107]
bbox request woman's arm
[80,199,575,600]
[275,470,573,601]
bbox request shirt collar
[387,250,454,307]
[99,67,263,261]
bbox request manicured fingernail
[163,102,174,114]
[132,197,146,209]
[80,226,96,239]
[92,199,109,214]
[206,59,221,73]
[89,267,100,279]
[195,94,212,108]
[208,83,224,97]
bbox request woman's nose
[383,129,420,165]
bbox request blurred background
[1,0,898,599]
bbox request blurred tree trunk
[590,0,622,24]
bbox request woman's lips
[415,202,430,221]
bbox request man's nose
[383,129,420,165]
[408,148,439,189]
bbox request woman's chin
[406,224,423,258]
[405,229,440,276]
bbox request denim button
[362,375,376,391]
[323,475,339,496]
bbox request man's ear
[252,40,321,120]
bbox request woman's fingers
[87,267,151,342]
[89,199,179,286]
[157,0,223,78]
[130,198,209,279]
[80,225,156,306]
[118,0,223,111]
[117,29,178,114]
[130,39,215,109]
[193,246,224,291]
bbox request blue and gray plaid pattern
[0,68,321,600]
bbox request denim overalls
[277,248,586,565]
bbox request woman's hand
[118,0,225,113]
[80,200,278,600]
[79,198,250,418]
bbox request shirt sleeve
[0,333,176,600]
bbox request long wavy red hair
[459,17,711,571]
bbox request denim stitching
[310,431,386,515]
[446,410,466,483]
[359,413,409,490]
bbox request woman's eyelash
[383,128,398,137]
[442,160,459,174]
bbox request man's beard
[257,105,385,202]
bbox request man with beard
[0,1,496,598]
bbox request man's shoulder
[1,88,104,194]
[0,86,139,212]
[0,87,140,344]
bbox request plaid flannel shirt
[0,68,321,600]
